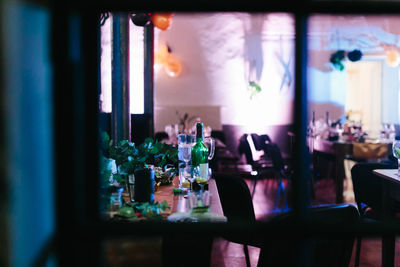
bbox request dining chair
[213,173,359,267]
[213,173,264,267]
[237,134,275,198]
[264,142,290,211]
[256,204,359,267]
[350,162,399,267]
[238,133,273,169]
[251,133,272,150]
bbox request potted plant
[100,132,181,204]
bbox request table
[312,139,352,203]
[107,178,225,266]
[154,176,224,217]
[373,169,400,267]
[155,177,226,267]
[312,138,391,203]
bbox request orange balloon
[151,13,172,31]
[154,44,169,65]
[165,56,182,77]
[386,49,400,67]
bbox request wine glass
[193,166,207,193]
[186,173,196,193]
[393,139,400,175]
[177,134,196,190]
[181,144,192,167]
[177,134,195,164]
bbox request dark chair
[211,130,240,172]
[238,134,274,198]
[211,130,226,144]
[265,142,290,211]
[213,173,359,267]
[350,162,399,267]
[251,133,272,150]
[213,173,267,267]
[257,204,359,267]
[154,131,169,142]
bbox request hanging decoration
[151,13,173,31]
[165,56,182,77]
[247,81,262,100]
[330,30,347,71]
[130,13,151,27]
[276,35,293,92]
[154,44,182,77]
[330,50,346,71]
[99,12,110,27]
[386,49,400,67]
[244,60,263,100]
[347,49,363,62]
[154,44,170,66]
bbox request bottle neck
[196,123,204,141]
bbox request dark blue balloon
[348,49,363,62]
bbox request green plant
[247,81,262,100]
[330,50,346,71]
[102,132,181,178]
[115,200,170,220]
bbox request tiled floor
[210,169,400,267]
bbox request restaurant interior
[4,1,400,267]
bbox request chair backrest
[238,134,254,165]
[251,133,272,150]
[154,131,169,142]
[238,134,266,165]
[257,204,359,267]
[213,173,256,223]
[265,142,285,172]
[351,162,394,212]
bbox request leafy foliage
[330,50,346,71]
[248,81,262,100]
[102,132,181,175]
[116,200,171,220]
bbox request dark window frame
[50,2,400,265]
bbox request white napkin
[167,212,227,223]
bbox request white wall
[382,62,400,124]
[154,13,295,133]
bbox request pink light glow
[154,13,295,132]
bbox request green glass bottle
[191,122,209,180]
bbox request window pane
[307,14,400,204]
[130,21,145,114]
[99,14,145,114]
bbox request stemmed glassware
[177,134,196,191]
[193,166,207,192]
[393,139,400,175]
